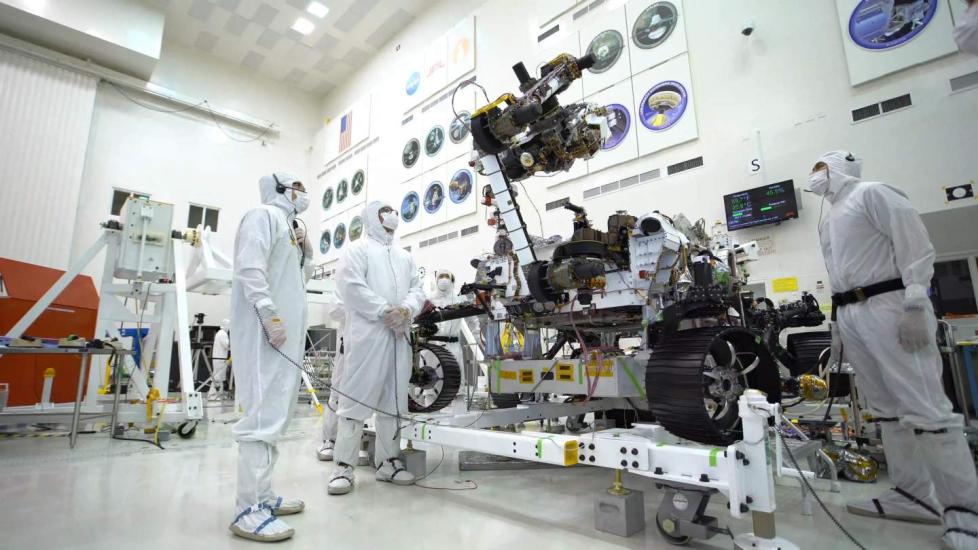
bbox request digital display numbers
[723,180,798,231]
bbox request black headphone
[273,173,286,194]
[845,153,855,162]
[274,173,305,195]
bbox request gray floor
[0,410,944,550]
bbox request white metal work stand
[400,390,799,549]
[0,346,132,448]
[3,198,328,434]
[3,209,204,430]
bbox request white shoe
[357,449,370,467]
[846,487,941,524]
[263,496,305,516]
[229,505,294,542]
[375,458,415,486]
[942,507,978,550]
[317,440,334,461]
[328,464,355,495]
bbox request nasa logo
[405,71,421,95]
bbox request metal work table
[0,345,132,448]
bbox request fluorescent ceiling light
[291,17,315,35]
[306,1,330,18]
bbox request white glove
[293,224,306,243]
[383,306,411,331]
[395,314,414,336]
[258,306,288,348]
[897,306,932,353]
[829,322,842,366]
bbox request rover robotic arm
[470,53,610,182]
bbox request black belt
[427,336,459,343]
[831,278,904,320]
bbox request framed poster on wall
[399,176,424,237]
[585,80,639,175]
[324,95,371,164]
[631,53,698,157]
[835,0,958,85]
[441,88,475,162]
[446,17,476,83]
[446,159,479,222]
[579,5,632,97]
[421,107,449,173]
[398,116,423,183]
[625,0,688,74]
[422,36,449,101]
[421,165,449,230]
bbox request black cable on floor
[112,435,164,450]
[412,446,478,491]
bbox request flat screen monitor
[724,180,799,231]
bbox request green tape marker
[491,359,501,390]
[535,438,543,458]
[618,358,647,400]
[709,447,721,468]
[577,359,583,385]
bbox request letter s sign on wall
[747,158,761,176]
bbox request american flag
[339,111,353,152]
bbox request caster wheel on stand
[655,512,691,545]
[177,421,198,439]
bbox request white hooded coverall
[429,270,464,367]
[813,151,977,546]
[333,201,425,468]
[212,320,230,391]
[230,173,312,514]
[954,0,978,55]
[322,300,346,443]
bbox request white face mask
[807,170,830,196]
[954,2,978,55]
[292,192,310,214]
[437,279,452,292]
[381,211,399,232]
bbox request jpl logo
[426,60,445,77]
[405,71,420,96]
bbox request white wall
[0,47,96,270]
[72,40,321,323]
[313,0,978,303]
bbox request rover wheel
[646,327,781,445]
[408,343,462,413]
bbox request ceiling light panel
[307,2,330,18]
[291,17,315,35]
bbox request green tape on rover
[618,357,647,400]
[709,447,722,468]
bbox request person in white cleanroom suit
[228,173,313,542]
[316,296,369,466]
[807,151,978,549]
[209,319,230,401]
[955,0,978,55]
[328,201,425,495]
[428,269,464,367]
